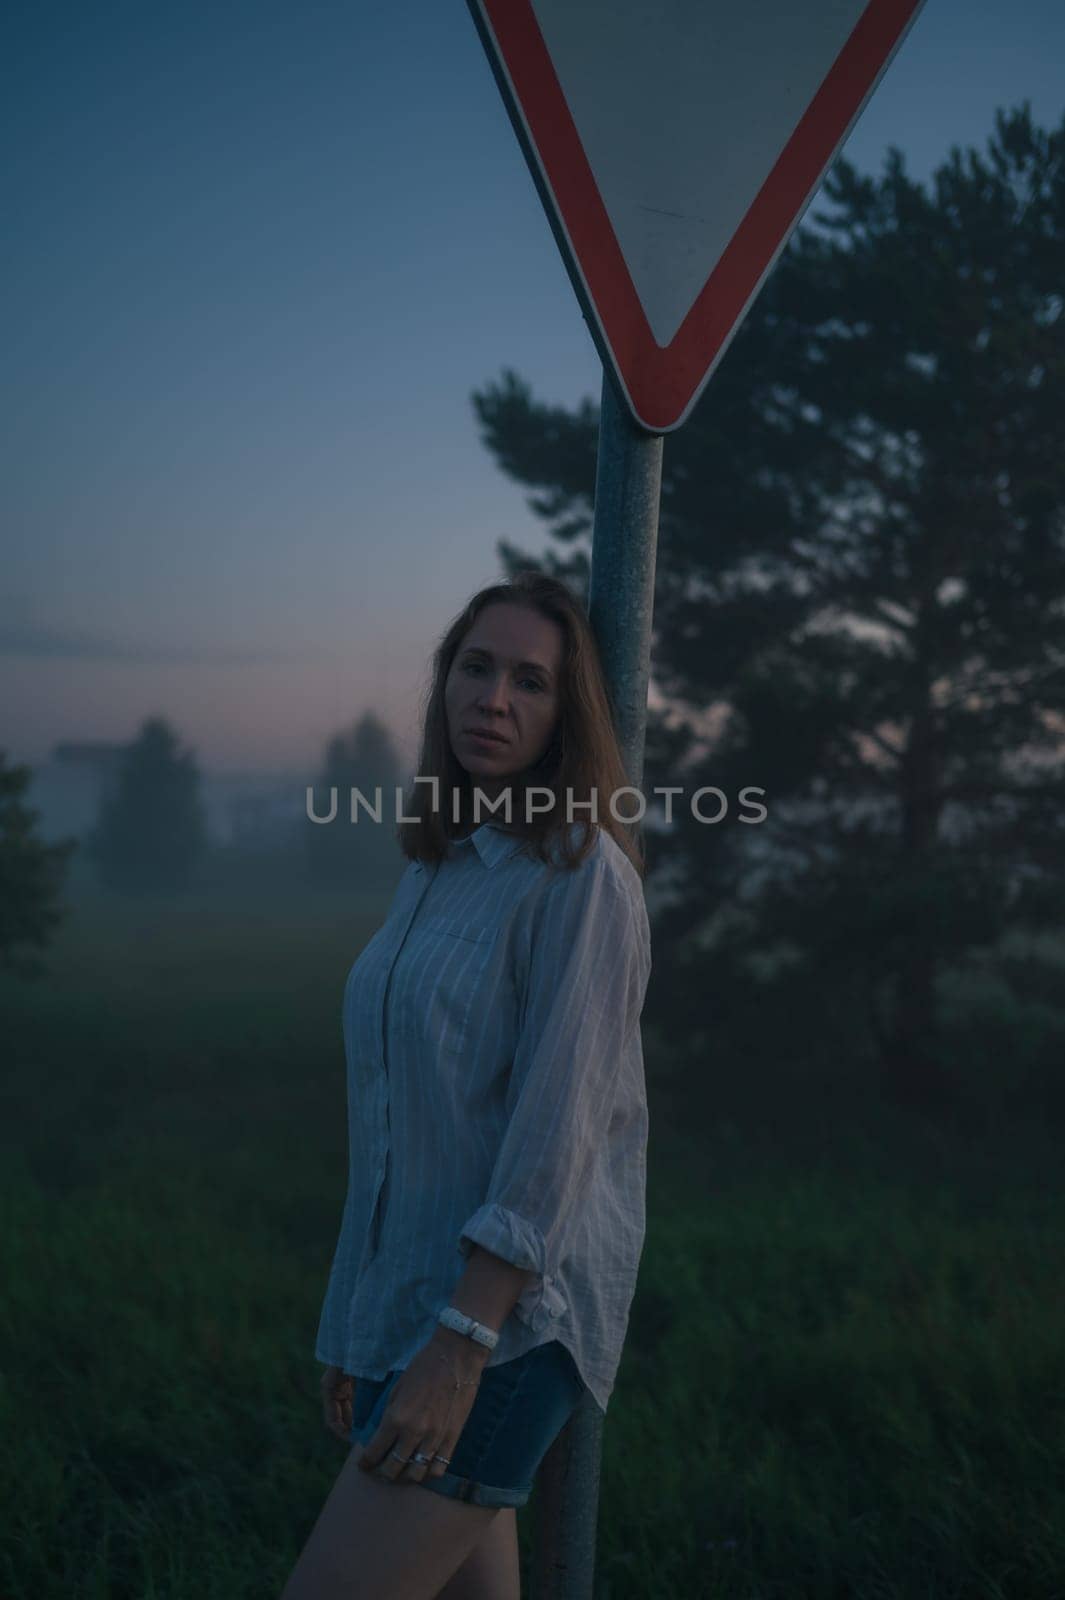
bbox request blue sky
[5,0,1064,776]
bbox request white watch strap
[437,1304,500,1349]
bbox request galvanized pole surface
[586,372,663,791]
[530,369,663,1600]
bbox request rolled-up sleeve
[456,856,651,1331]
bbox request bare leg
[434,1507,520,1600]
[280,1443,501,1600]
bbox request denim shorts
[349,1339,587,1508]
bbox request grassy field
[1,880,1063,1598]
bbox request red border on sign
[479,0,924,430]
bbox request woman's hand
[357,1334,486,1486]
[320,1365,356,1443]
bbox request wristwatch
[437,1304,500,1350]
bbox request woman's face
[444,602,564,805]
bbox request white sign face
[468,0,927,432]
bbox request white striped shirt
[314,817,652,1416]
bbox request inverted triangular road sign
[467,0,927,432]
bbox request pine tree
[88,717,208,893]
[471,104,1065,1114]
[0,751,77,977]
[306,712,403,890]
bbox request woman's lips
[465,728,508,747]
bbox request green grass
[1,884,1063,1598]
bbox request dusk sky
[6,1,1064,778]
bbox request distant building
[26,740,128,842]
[208,774,307,849]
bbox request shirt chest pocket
[415,913,502,1063]
[409,915,492,1062]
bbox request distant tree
[88,717,208,892]
[472,104,1065,1114]
[0,751,77,977]
[306,712,404,890]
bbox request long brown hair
[396,572,645,878]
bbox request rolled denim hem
[414,1467,532,1509]
[353,1428,531,1508]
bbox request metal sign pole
[530,367,663,1600]
[586,371,663,789]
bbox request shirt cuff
[457,1202,568,1333]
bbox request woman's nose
[478,675,511,709]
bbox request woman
[281,573,652,1600]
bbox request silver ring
[388,1448,410,1466]
[410,1451,433,1466]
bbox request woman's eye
[462,661,543,692]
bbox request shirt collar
[447,820,527,869]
